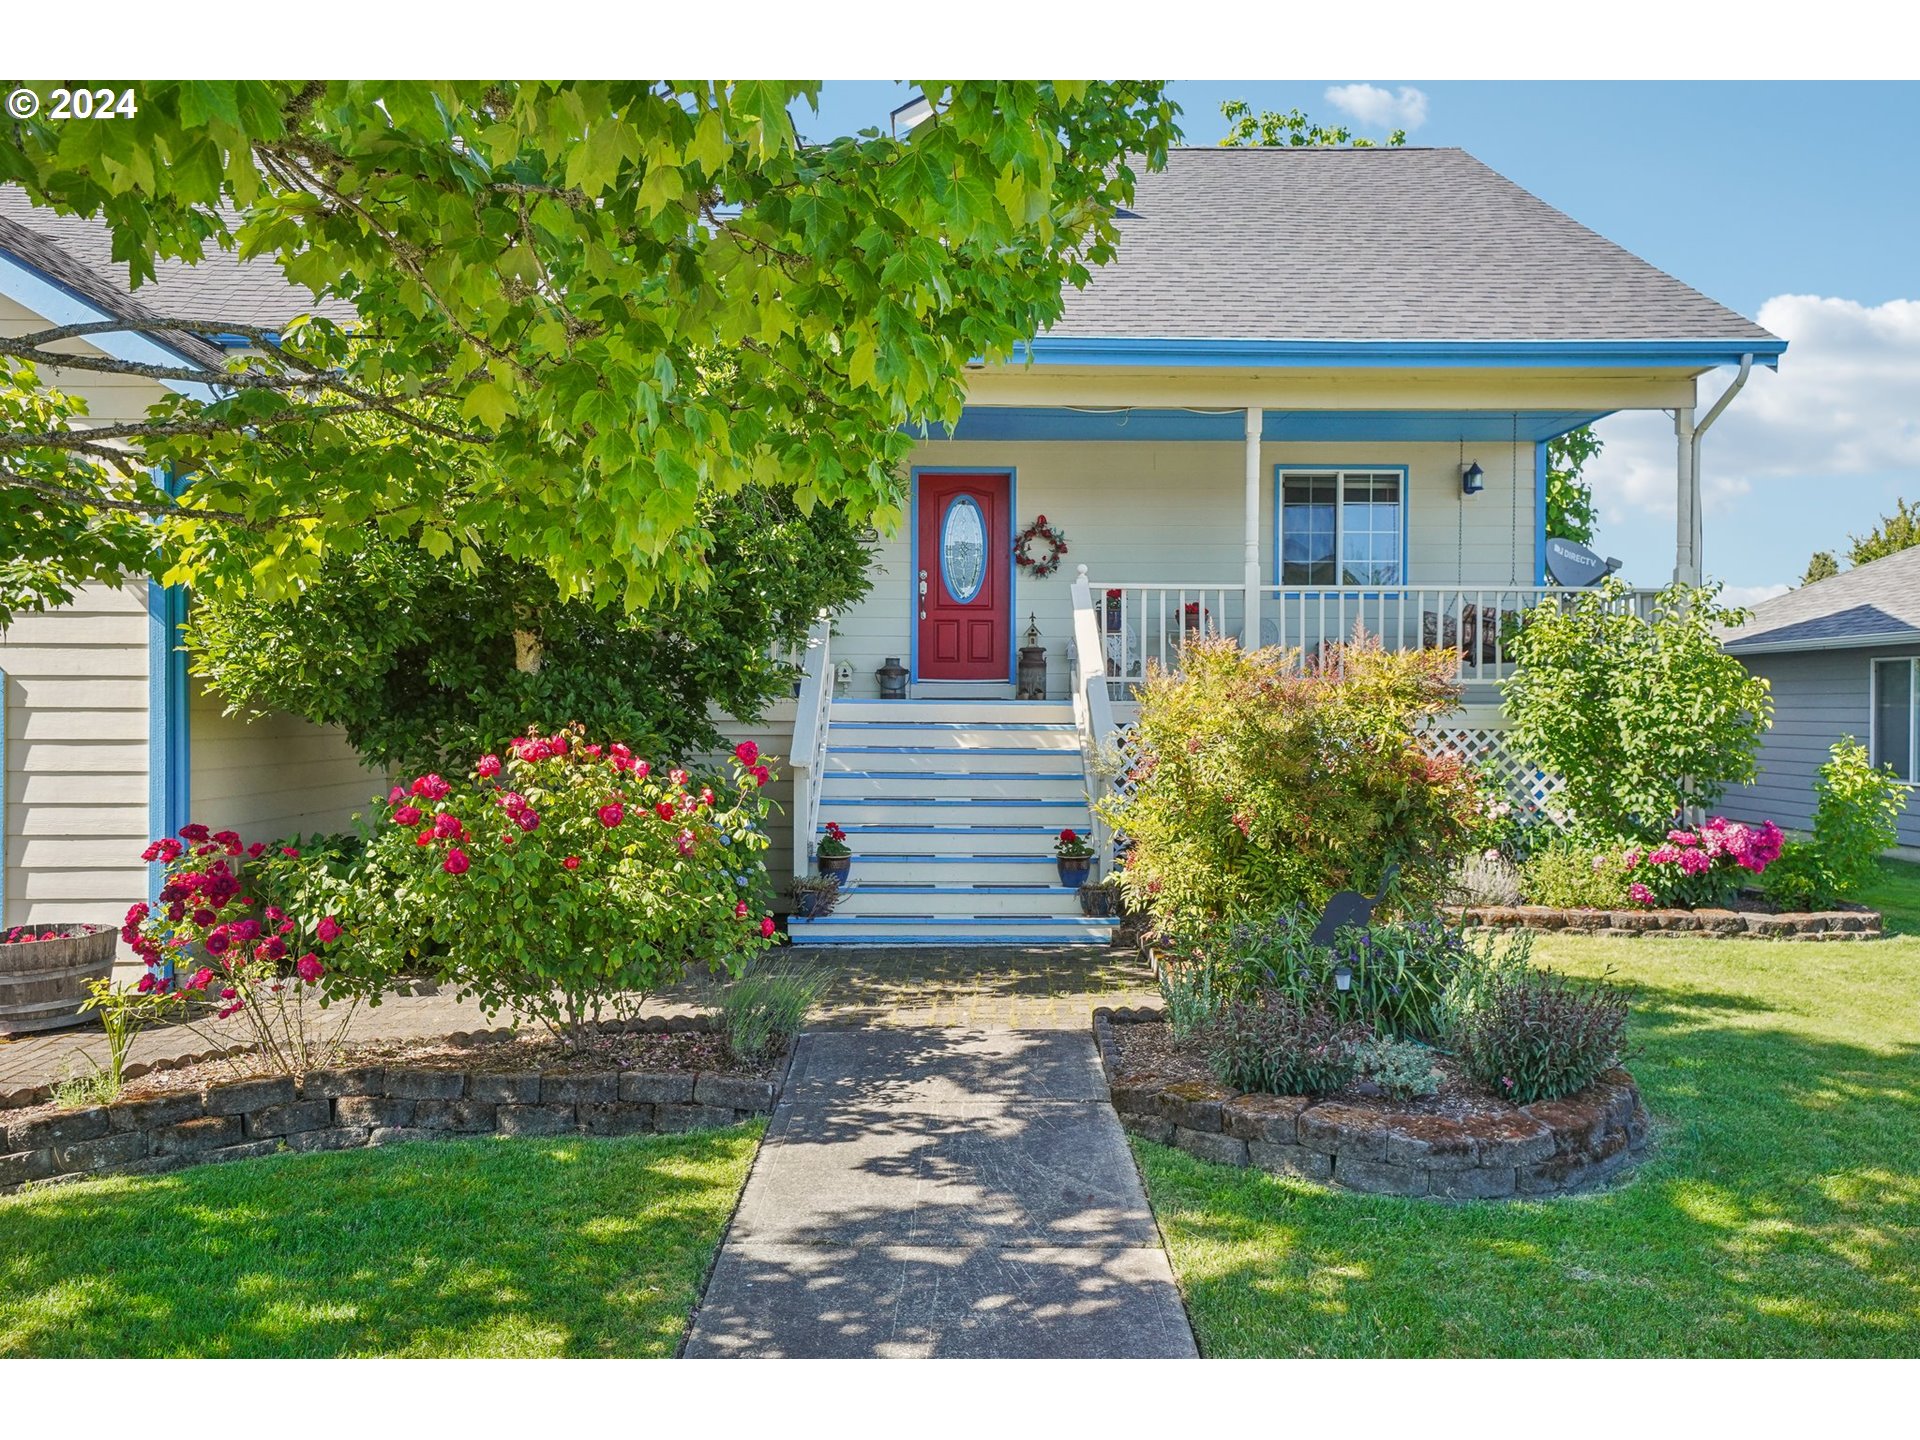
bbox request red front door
[916,471,1011,681]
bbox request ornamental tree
[0,80,1177,622]
[1500,580,1774,838]
[344,725,779,1044]
[183,485,872,771]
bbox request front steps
[787,699,1112,948]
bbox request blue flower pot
[818,853,851,882]
[1057,857,1093,889]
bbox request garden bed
[1447,901,1882,940]
[1094,1006,1650,1200]
[0,1015,788,1196]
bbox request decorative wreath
[1013,514,1070,579]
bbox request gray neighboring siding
[1720,642,1920,847]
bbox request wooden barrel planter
[0,923,116,1036]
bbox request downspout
[1687,353,1755,582]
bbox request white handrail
[1070,567,1121,870]
[788,616,833,879]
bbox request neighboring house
[1718,547,1920,848]
[1,147,1784,948]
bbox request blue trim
[1535,441,1550,584]
[938,493,987,604]
[0,246,219,401]
[145,580,190,902]
[857,854,1059,865]
[907,466,1017,686]
[1015,336,1785,370]
[935,407,1613,445]
[1273,464,1411,589]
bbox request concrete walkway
[684,1026,1196,1358]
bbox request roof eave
[1014,336,1787,370]
[1723,627,1920,656]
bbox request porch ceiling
[927,406,1605,444]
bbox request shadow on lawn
[1144,981,1920,1358]
[0,1129,754,1359]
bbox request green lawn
[1136,891,1920,1357]
[0,1124,762,1357]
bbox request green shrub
[1455,969,1628,1105]
[1159,957,1228,1043]
[721,957,830,1062]
[1501,580,1773,837]
[1201,995,1369,1096]
[1168,909,1522,1043]
[1522,833,1633,908]
[1762,738,1908,910]
[1353,1035,1442,1101]
[342,726,779,1045]
[1102,633,1485,929]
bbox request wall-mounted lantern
[1460,461,1486,496]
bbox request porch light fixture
[1333,964,1353,993]
[1460,461,1485,496]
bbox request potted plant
[1055,828,1096,888]
[817,821,853,881]
[1078,876,1122,918]
[793,874,842,918]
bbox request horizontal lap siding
[832,438,1537,699]
[1,581,151,928]
[1718,645,1920,846]
[188,678,386,844]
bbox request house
[0,147,1783,949]
[1718,547,1920,848]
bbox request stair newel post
[1070,566,1118,874]
[790,616,834,881]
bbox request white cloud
[1589,294,1920,528]
[1323,83,1429,135]
[1720,583,1790,608]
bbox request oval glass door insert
[940,494,986,603]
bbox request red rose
[295,953,325,984]
[598,802,625,828]
[476,754,502,778]
[443,847,470,875]
[316,916,343,945]
[655,800,676,823]
[735,740,760,766]
[563,856,581,870]
[759,916,776,939]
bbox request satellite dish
[1545,537,1624,588]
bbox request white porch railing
[1088,582,1662,690]
[787,617,833,879]
[1068,568,1122,871]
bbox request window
[1279,469,1403,585]
[1873,658,1917,782]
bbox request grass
[1856,855,1920,934]
[1136,869,1920,1357]
[0,1124,762,1357]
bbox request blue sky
[805,81,1920,599]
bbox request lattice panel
[1097,721,1565,830]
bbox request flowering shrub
[1520,834,1638,909]
[1763,738,1908,911]
[1623,817,1784,908]
[1102,633,1485,928]
[347,726,778,1044]
[816,821,851,860]
[124,823,354,1075]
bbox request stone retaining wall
[1447,903,1881,940]
[1,1057,780,1196]
[1094,1007,1649,1200]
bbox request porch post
[1672,405,1699,585]
[1243,405,1263,647]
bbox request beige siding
[0,293,169,425]
[188,678,386,844]
[708,701,799,885]
[833,437,1539,699]
[1,580,150,930]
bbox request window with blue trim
[1280,469,1402,585]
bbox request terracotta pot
[0,923,116,1036]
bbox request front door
[916,471,1011,681]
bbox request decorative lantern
[875,656,908,700]
[1460,460,1485,495]
[1017,613,1048,700]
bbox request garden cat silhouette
[1309,866,1400,948]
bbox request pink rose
[634,760,651,778]
[476,754,502,778]
[515,810,541,832]
[316,916,343,945]
[393,804,423,827]
[432,811,464,839]
[598,802,625,828]
[735,901,749,918]
[676,829,696,855]
[295,953,324,984]
[186,967,214,990]
[443,847,470,875]
[670,769,689,788]
[389,785,406,804]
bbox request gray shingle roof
[1052,147,1778,344]
[0,186,355,366]
[1721,548,1920,654]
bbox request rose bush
[124,824,354,1075]
[343,725,779,1044]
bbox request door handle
[918,569,929,598]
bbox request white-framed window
[1872,657,1918,783]
[1277,468,1405,586]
